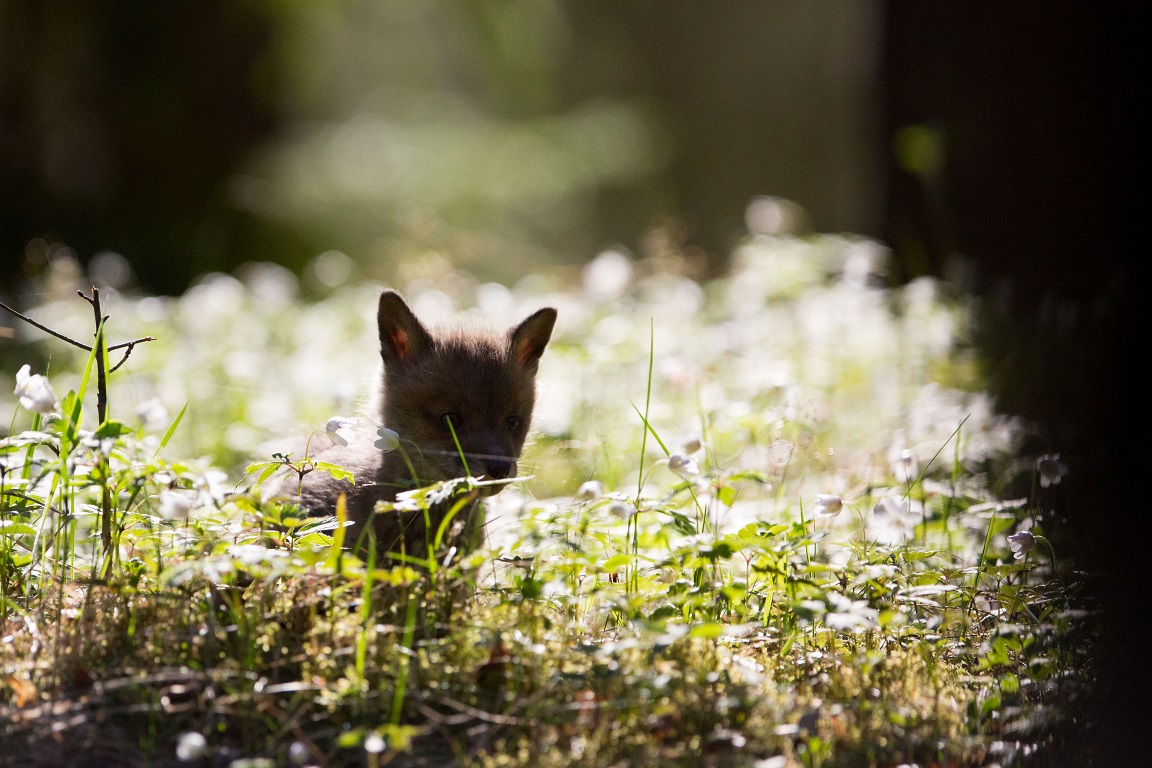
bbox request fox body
[299,290,556,555]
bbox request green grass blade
[154,402,187,457]
[630,402,670,456]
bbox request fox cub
[299,289,557,556]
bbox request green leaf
[298,516,342,534]
[381,563,419,585]
[717,484,737,508]
[243,460,279,478]
[294,532,334,549]
[277,516,310,529]
[94,420,131,439]
[519,576,543,599]
[664,510,697,536]
[59,390,83,449]
[602,554,631,570]
[244,461,286,487]
[689,622,724,639]
[700,541,737,561]
[378,724,418,752]
[720,584,746,601]
[726,470,769,484]
[325,493,348,569]
[314,461,354,483]
[0,522,37,537]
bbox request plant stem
[631,320,655,593]
[969,506,997,614]
[79,289,109,424]
[78,289,116,569]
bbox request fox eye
[440,413,462,430]
[505,415,523,431]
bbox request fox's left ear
[508,308,557,371]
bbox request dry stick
[0,299,154,357]
[78,290,109,423]
[108,341,143,373]
[78,289,116,569]
[0,300,92,351]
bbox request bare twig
[0,299,155,354]
[108,336,155,351]
[108,343,139,373]
[0,300,92,351]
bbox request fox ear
[378,290,433,364]
[508,307,557,371]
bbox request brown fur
[297,290,556,557]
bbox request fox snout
[475,446,520,488]
[423,435,518,487]
[477,452,514,480]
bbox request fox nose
[485,458,513,479]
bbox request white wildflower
[81,435,116,457]
[1007,531,1036,560]
[813,494,843,519]
[13,365,57,414]
[582,248,633,299]
[576,480,603,501]
[826,593,879,630]
[1036,454,1068,488]
[135,398,169,430]
[228,543,282,565]
[364,732,386,754]
[374,426,400,452]
[609,500,636,520]
[196,469,231,505]
[288,741,310,766]
[175,731,207,762]
[893,448,918,483]
[159,491,195,521]
[873,496,910,518]
[668,453,699,478]
[324,417,357,447]
[869,496,917,546]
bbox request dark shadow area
[884,3,1141,763]
[0,1,281,295]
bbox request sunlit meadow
[1,210,1090,766]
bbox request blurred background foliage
[2,0,887,293]
[1,2,1134,313]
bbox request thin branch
[107,336,156,351]
[0,300,92,351]
[3,293,154,375]
[108,342,139,373]
[79,290,110,425]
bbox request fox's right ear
[377,290,433,364]
[509,307,557,371]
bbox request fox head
[375,290,557,495]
